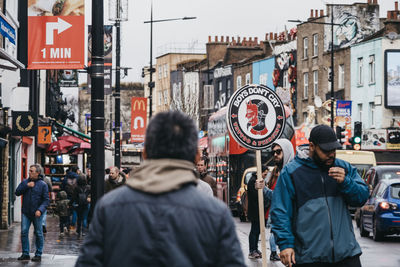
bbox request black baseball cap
[309,125,342,151]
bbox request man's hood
[126,159,198,194]
[294,144,319,169]
[273,139,295,166]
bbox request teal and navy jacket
[270,145,369,264]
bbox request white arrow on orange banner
[46,18,72,45]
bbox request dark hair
[71,166,79,173]
[262,165,268,173]
[199,156,209,167]
[145,111,198,162]
[105,168,110,174]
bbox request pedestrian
[55,190,70,238]
[104,166,126,193]
[41,174,53,233]
[72,175,90,238]
[247,164,269,259]
[63,166,78,230]
[15,164,49,262]
[76,111,245,267]
[195,151,213,197]
[271,125,369,267]
[256,138,295,262]
[196,156,217,196]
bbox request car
[235,166,273,222]
[359,179,400,241]
[355,165,400,226]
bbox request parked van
[336,150,376,216]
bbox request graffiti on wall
[324,5,379,50]
[272,42,297,122]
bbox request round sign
[226,84,286,150]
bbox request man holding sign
[271,125,369,267]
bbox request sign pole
[256,150,267,267]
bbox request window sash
[237,76,242,90]
[358,58,363,85]
[313,34,318,56]
[304,73,309,98]
[313,71,318,96]
[303,38,308,58]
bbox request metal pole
[114,0,121,168]
[149,3,154,118]
[330,6,335,129]
[90,0,105,210]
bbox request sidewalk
[0,215,83,266]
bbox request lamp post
[289,8,341,129]
[144,3,196,118]
[109,0,128,168]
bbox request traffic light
[336,126,346,145]
[353,121,362,150]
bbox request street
[234,217,400,267]
[0,215,399,266]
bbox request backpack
[77,187,88,207]
[57,199,70,217]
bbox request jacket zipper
[321,174,335,262]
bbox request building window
[158,66,162,79]
[313,70,318,96]
[370,102,375,128]
[158,91,162,105]
[303,37,308,59]
[163,64,168,78]
[358,103,363,121]
[237,76,242,90]
[313,34,318,56]
[357,58,363,85]
[163,90,168,104]
[369,55,375,84]
[218,81,223,92]
[338,64,345,89]
[245,73,251,85]
[303,72,309,98]
[283,70,289,89]
[203,85,214,110]
[259,73,267,85]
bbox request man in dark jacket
[271,125,369,267]
[104,166,126,193]
[196,156,217,196]
[76,111,245,267]
[15,164,49,262]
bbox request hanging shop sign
[27,0,85,69]
[362,129,387,150]
[226,84,286,150]
[387,128,400,149]
[12,111,37,137]
[38,126,52,144]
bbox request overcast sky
[83,0,395,84]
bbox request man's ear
[142,148,147,160]
[309,142,315,153]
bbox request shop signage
[227,84,286,150]
[387,128,400,149]
[38,126,52,144]
[361,129,387,150]
[131,97,147,143]
[12,111,37,137]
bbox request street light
[144,3,196,118]
[109,0,128,168]
[289,8,341,129]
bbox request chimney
[274,33,278,40]
[320,9,324,17]
[208,36,211,43]
[396,1,399,11]
[214,36,218,42]
[367,0,372,4]
[249,37,253,46]
[232,37,236,45]
[310,9,314,18]
[255,37,258,45]
[243,37,247,46]
[270,32,273,40]
[226,36,229,43]
[220,36,224,42]
[315,9,318,17]
[237,36,241,44]
[373,0,377,4]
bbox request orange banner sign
[27,0,85,69]
[38,126,52,144]
[131,97,148,143]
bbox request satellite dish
[314,96,322,108]
[387,32,398,40]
